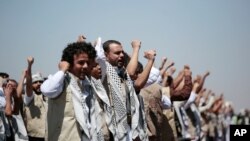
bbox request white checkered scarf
[90,77,116,138]
[105,62,140,141]
[66,73,104,141]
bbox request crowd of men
[0,35,249,141]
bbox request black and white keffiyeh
[67,73,104,141]
[105,62,141,141]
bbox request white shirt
[183,91,197,109]
[161,95,172,109]
[23,94,34,105]
[40,71,65,98]
[144,67,161,88]
[199,95,215,112]
[160,87,172,109]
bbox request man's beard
[33,89,42,95]
[117,61,124,68]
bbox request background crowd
[0,35,249,141]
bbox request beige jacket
[46,83,81,141]
[23,94,46,138]
[140,83,163,141]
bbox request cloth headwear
[32,73,44,83]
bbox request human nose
[82,62,88,69]
[97,65,101,70]
[120,52,124,58]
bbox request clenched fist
[58,61,70,72]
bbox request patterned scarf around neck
[66,73,104,141]
[105,62,141,141]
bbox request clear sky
[0,0,250,112]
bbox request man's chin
[117,62,124,68]
[35,91,42,95]
[79,75,86,80]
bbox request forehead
[8,80,17,86]
[109,43,123,52]
[73,52,89,59]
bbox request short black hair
[103,40,121,53]
[61,42,96,66]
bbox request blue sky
[0,0,250,112]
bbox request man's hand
[169,67,176,76]
[131,40,141,49]
[27,56,34,66]
[194,75,202,83]
[159,57,167,70]
[4,83,15,97]
[168,61,175,68]
[184,65,191,76]
[165,61,175,71]
[77,35,86,43]
[204,71,210,77]
[23,69,28,77]
[59,61,70,72]
[144,50,156,60]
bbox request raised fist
[184,65,191,76]
[77,35,86,43]
[59,61,70,72]
[27,56,34,65]
[131,40,141,49]
[144,50,156,60]
[205,71,210,77]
